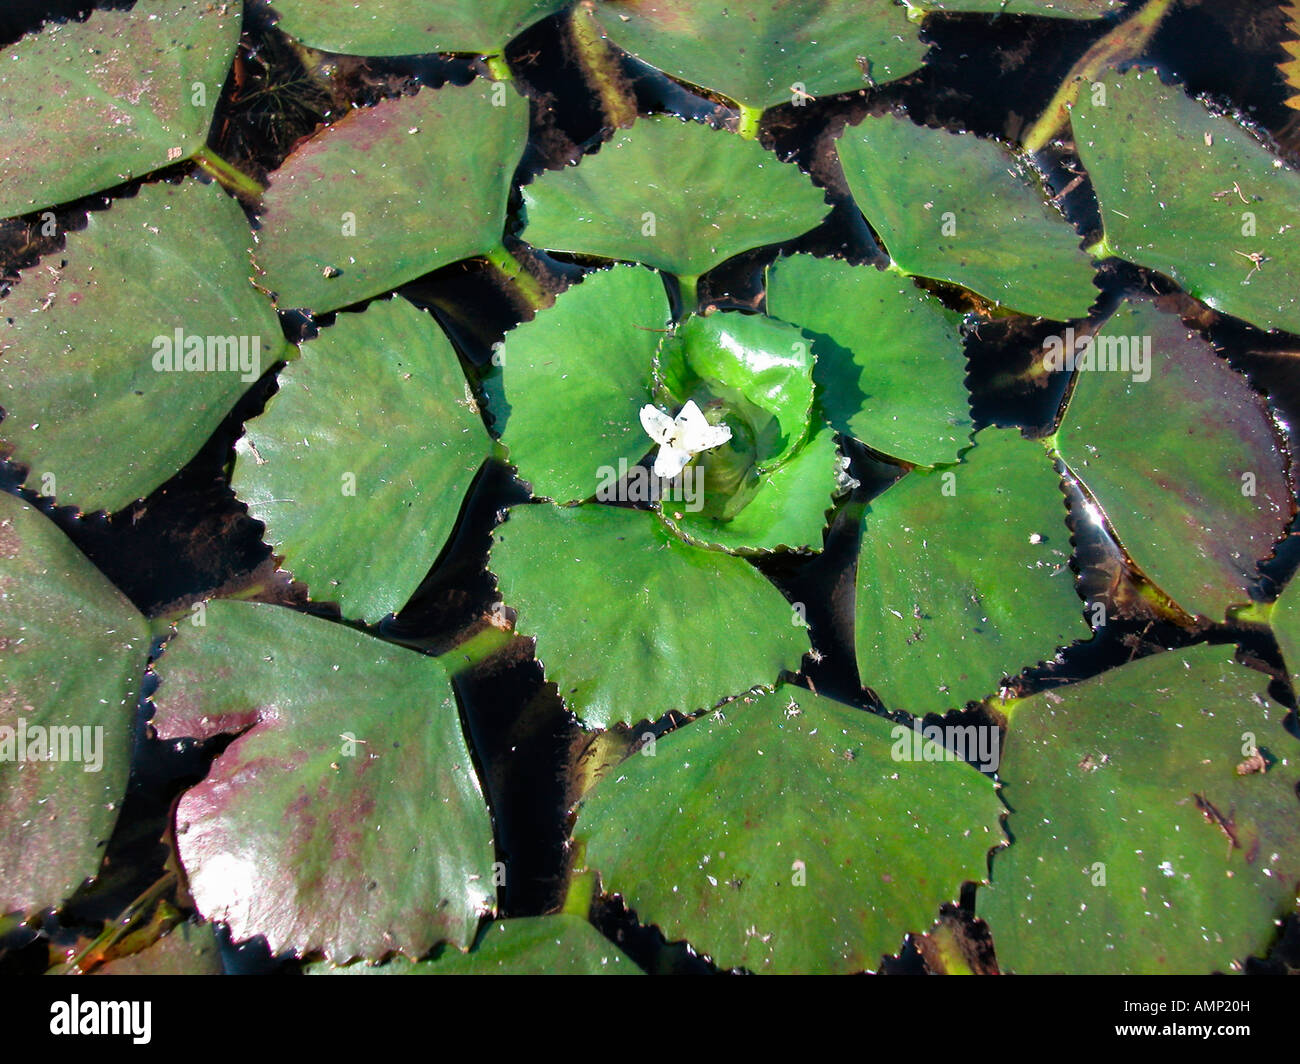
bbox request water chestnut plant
[0,0,1298,978]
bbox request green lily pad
[661,423,841,555]
[837,116,1097,320]
[765,254,972,466]
[1072,68,1300,334]
[0,494,148,916]
[593,0,926,113]
[151,599,495,962]
[254,83,528,314]
[269,0,567,58]
[856,427,1087,714]
[1053,300,1292,619]
[522,116,830,280]
[484,267,666,505]
[1273,581,1300,694]
[901,0,1121,16]
[233,297,490,623]
[489,503,808,728]
[0,0,242,219]
[308,915,641,974]
[983,644,1300,974]
[576,686,1003,973]
[0,177,284,514]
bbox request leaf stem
[482,52,514,82]
[1227,600,1274,628]
[676,273,699,313]
[924,921,975,975]
[735,103,763,141]
[1021,0,1174,153]
[193,147,265,199]
[569,2,637,129]
[561,840,595,918]
[432,624,514,675]
[51,871,178,975]
[484,242,552,313]
[989,691,1021,724]
[1084,234,1114,259]
[226,582,270,602]
[1133,577,1197,628]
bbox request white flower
[639,399,732,479]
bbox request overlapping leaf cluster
[0,0,1297,975]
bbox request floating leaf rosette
[484,265,842,554]
[482,235,1019,729]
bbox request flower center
[639,399,733,479]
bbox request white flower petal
[673,399,709,431]
[670,399,731,453]
[652,444,692,479]
[690,421,732,452]
[641,400,732,478]
[639,403,675,444]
